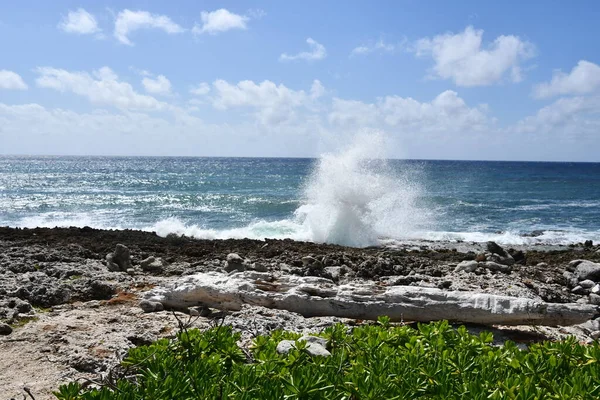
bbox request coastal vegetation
[55,318,600,399]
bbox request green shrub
[55,319,600,399]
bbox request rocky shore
[1,226,600,399]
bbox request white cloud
[142,75,171,95]
[35,66,165,110]
[280,38,327,62]
[58,8,101,35]
[350,38,401,56]
[210,79,323,125]
[533,60,600,99]
[414,26,535,86]
[330,90,491,133]
[192,9,248,35]
[190,82,210,96]
[0,70,28,90]
[514,95,600,135]
[114,9,184,46]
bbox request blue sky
[1,1,599,160]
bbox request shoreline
[1,226,600,398]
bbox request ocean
[1,148,599,247]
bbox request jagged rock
[573,260,600,282]
[0,323,13,335]
[139,299,164,313]
[277,336,331,357]
[106,244,131,272]
[145,271,597,326]
[323,266,342,281]
[455,260,478,273]
[225,253,245,272]
[584,240,593,248]
[572,286,587,295]
[487,241,507,257]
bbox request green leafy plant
[54,320,600,399]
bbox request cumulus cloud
[350,38,402,56]
[414,26,535,86]
[192,9,248,35]
[58,8,101,35]
[280,38,327,62]
[114,9,184,45]
[142,75,172,95]
[514,95,600,135]
[35,66,165,110]
[210,79,324,125]
[533,60,600,99]
[329,90,491,133]
[190,82,210,96]
[0,70,28,90]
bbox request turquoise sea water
[1,155,599,247]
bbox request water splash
[293,132,430,247]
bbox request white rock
[591,284,600,294]
[573,260,600,281]
[277,336,331,357]
[580,280,596,289]
[144,271,597,326]
[454,260,478,273]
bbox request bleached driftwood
[145,271,598,326]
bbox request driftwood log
[145,271,598,326]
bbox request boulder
[277,336,331,357]
[0,323,12,335]
[484,261,512,273]
[139,299,164,313]
[487,241,507,257]
[106,244,131,272]
[455,260,478,273]
[225,253,245,273]
[145,271,597,326]
[573,260,600,282]
[140,256,165,272]
[580,280,596,289]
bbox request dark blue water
[1,155,599,246]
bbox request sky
[1,1,599,161]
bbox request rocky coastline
[1,226,600,399]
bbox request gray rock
[249,262,268,272]
[302,256,323,269]
[592,284,600,294]
[0,323,13,335]
[140,256,165,272]
[589,293,600,305]
[487,241,507,257]
[484,261,512,273]
[488,253,515,266]
[139,299,164,313]
[324,266,342,281]
[106,244,132,271]
[591,331,600,340]
[225,253,245,272]
[580,280,596,289]
[277,335,331,357]
[572,286,587,295]
[573,260,600,282]
[455,260,478,273]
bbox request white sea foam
[292,132,430,247]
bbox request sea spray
[294,132,431,247]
